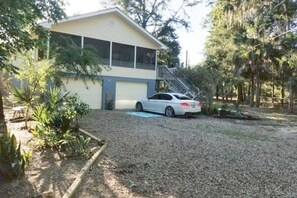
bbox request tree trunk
[221,85,225,101]
[237,83,244,103]
[250,74,255,107]
[281,83,285,108]
[0,90,4,120]
[289,78,294,113]
[216,85,219,100]
[255,67,261,108]
[247,81,251,103]
[272,79,275,105]
[243,84,246,102]
[0,89,7,134]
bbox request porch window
[48,31,81,58]
[38,31,82,60]
[84,37,110,65]
[136,47,156,70]
[112,42,134,68]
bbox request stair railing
[158,65,201,100]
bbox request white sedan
[135,93,202,117]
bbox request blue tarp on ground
[126,111,162,118]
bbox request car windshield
[174,94,191,100]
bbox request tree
[107,0,199,66]
[175,65,218,110]
[53,37,103,80]
[11,54,57,129]
[205,0,297,109]
[0,0,66,124]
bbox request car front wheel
[165,106,175,117]
[136,102,143,112]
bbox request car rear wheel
[165,106,175,117]
[135,102,143,112]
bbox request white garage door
[62,78,102,109]
[115,81,147,109]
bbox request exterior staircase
[157,66,201,100]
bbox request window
[148,94,160,100]
[160,94,172,100]
[174,94,191,100]
[84,37,110,65]
[50,31,81,47]
[112,42,134,68]
[48,31,81,58]
[136,47,156,70]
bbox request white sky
[64,0,211,66]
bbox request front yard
[1,109,297,197]
[75,110,297,197]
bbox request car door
[144,94,160,112]
[158,94,173,113]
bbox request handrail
[159,66,189,91]
[157,65,201,99]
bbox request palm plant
[0,133,30,180]
[12,86,35,129]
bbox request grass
[197,124,268,142]
[218,129,268,141]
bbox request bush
[0,133,30,180]
[202,101,231,115]
[31,87,91,157]
[175,66,217,110]
[60,134,91,158]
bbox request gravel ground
[74,110,297,197]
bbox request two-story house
[39,7,167,109]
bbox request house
[39,7,167,109]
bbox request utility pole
[185,50,188,68]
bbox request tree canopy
[0,0,66,71]
[205,0,297,109]
[107,0,200,67]
[0,0,66,122]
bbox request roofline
[39,7,168,50]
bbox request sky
[65,0,211,66]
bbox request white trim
[134,46,137,69]
[155,50,158,79]
[46,31,50,59]
[155,50,157,71]
[110,41,112,67]
[81,36,84,48]
[39,7,168,50]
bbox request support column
[110,41,112,67]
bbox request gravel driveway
[75,110,297,197]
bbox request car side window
[148,94,160,100]
[174,94,190,100]
[160,94,172,100]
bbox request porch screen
[112,42,134,68]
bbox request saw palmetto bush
[12,86,34,129]
[0,133,30,180]
[32,87,91,157]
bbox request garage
[62,78,102,109]
[115,81,147,109]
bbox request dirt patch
[0,109,93,198]
[0,149,85,197]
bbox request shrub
[0,133,30,180]
[60,134,91,158]
[202,101,230,115]
[31,87,91,158]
